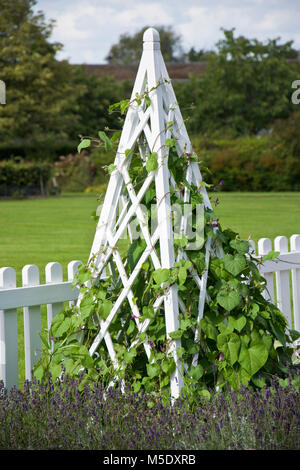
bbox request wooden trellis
[81,28,216,399]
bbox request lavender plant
[0,366,299,450]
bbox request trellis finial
[143,27,160,49]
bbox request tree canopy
[105,25,183,64]
[175,28,300,135]
[0,0,84,159]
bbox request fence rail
[0,234,300,390]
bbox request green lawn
[0,194,99,285]
[0,192,299,282]
[213,191,300,242]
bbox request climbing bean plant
[34,93,299,403]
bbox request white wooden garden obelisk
[84,28,214,399]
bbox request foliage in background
[193,127,300,192]
[0,0,129,162]
[271,108,300,161]
[0,0,85,160]
[52,115,300,193]
[53,147,115,193]
[105,25,184,64]
[69,70,131,142]
[175,29,300,135]
[1,366,299,450]
[1,3,299,182]
[0,158,52,197]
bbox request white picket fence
[0,260,82,390]
[0,234,300,390]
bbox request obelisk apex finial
[143,27,160,50]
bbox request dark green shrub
[192,133,300,192]
[0,158,52,198]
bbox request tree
[175,29,300,135]
[71,69,131,138]
[0,0,84,160]
[184,47,215,63]
[106,25,183,64]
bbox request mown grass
[212,191,300,242]
[0,192,299,282]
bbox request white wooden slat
[126,106,152,151]
[22,265,41,382]
[291,234,300,331]
[88,50,150,271]
[259,251,300,273]
[68,260,82,307]
[0,267,18,389]
[147,39,183,398]
[192,237,212,367]
[45,262,64,331]
[0,281,79,310]
[258,238,275,303]
[274,236,292,328]
[176,163,192,261]
[121,166,161,269]
[106,237,152,360]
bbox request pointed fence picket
[0,234,299,390]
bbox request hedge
[0,159,53,198]
[192,135,300,192]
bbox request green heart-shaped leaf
[223,253,247,276]
[77,138,91,153]
[99,299,113,320]
[229,239,250,254]
[229,314,247,332]
[188,364,204,380]
[217,333,241,365]
[146,362,160,378]
[238,341,268,377]
[124,347,137,364]
[52,317,71,337]
[49,363,62,381]
[146,152,158,172]
[217,289,241,312]
[200,317,218,340]
[80,296,95,320]
[153,268,170,285]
